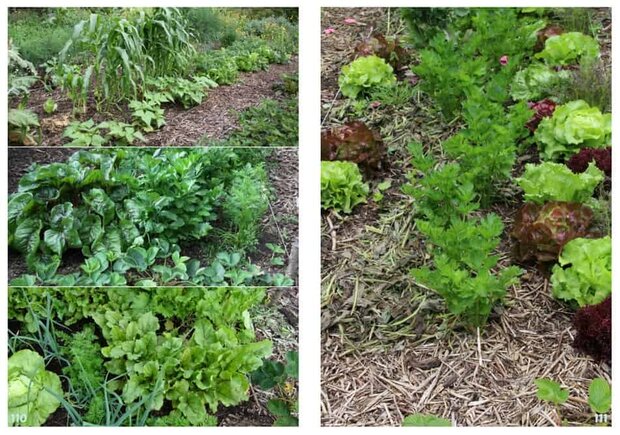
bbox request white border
[1,1,618,433]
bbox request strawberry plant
[251,351,299,426]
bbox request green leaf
[588,378,611,414]
[535,378,569,405]
[43,229,65,255]
[321,161,369,213]
[285,351,299,380]
[267,399,290,417]
[551,236,611,307]
[402,413,452,426]
[251,359,286,389]
[273,415,298,426]
[9,349,63,426]
[516,161,604,204]
[13,217,42,255]
[83,188,116,225]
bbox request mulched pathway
[11,58,297,147]
[320,7,611,427]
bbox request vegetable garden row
[7,8,300,427]
[8,8,298,147]
[8,147,297,287]
[9,287,298,426]
[321,7,611,426]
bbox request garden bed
[8,147,298,286]
[8,287,298,427]
[320,7,611,427]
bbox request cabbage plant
[8,349,63,426]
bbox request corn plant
[59,8,195,107]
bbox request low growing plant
[338,55,396,99]
[516,161,604,204]
[8,349,63,426]
[550,236,611,307]
[321,161,369,214]
[8,108,41,145]
[63,119,108,147]
[535,100,611,160]
[535,31,600,67]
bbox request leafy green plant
[58,325,106,424]
[60,8,195,105]
[10,288,272,426]
[55,63,93,114]
[129,99,166,132]
[63,119,108,147]
[402,413,452,426]
[511,202,593,262]
[8,108,41,145]
[222,164,268,250]
[535,100,611,160]
[321,161,369,214]
[211,98,298,147]
[588,378,611,415]
[194,50,240,85]
[516,162,604,204]
[8,40,38,98]
[99,121,146,146]
[551,236,611,307]
[43,98,58,115]
[535,378,569,406]
[9,148,291,286]
[535,377,611,425]
[266,243,286,266]
[412,9,543,117]
[339,55,396,99]
[146,76,216,109]
[411,245,522,328]
[535,32,600,66]
[9,349,63,426]
[510,63,571,101]
[252,351,298,426]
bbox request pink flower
[343,18,358,24]
[369,101,382,109]
[499,55,509,65]
[323,27,335,35]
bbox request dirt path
[12,58,297,147]
[146,59,298,146]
